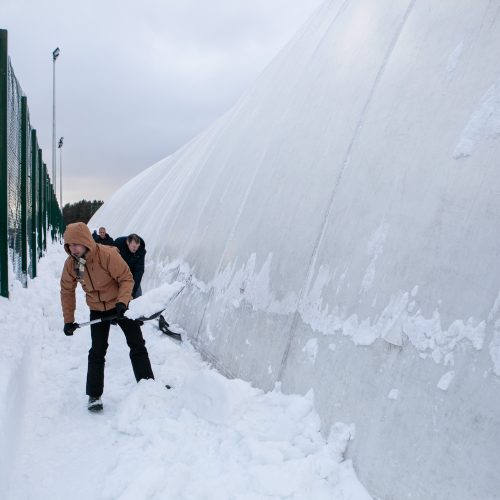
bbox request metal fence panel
[0,29,64,298]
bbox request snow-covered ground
[0,243,372,500]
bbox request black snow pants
[86,308,154,398]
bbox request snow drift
[0,247,372,500]
[92,1,500,498]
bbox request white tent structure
[92,1,500,498]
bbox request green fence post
[51,188,55,241]
[20,95,28,283]
[42,165,47,251]
[48,183,51,239]
[37,149,42,257]
[51,187,56,241]
[0,30,8,298]
[42,167,45,251]
[30,130,37,277]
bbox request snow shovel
[158,314,183,342]
[75,309,166,330]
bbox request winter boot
[88,396,103,412]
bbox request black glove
[115,302,127,319]
[64,322,78,336]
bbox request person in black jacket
[114,234,146,299]
[92,227,114,246]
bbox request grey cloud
[3,0,324,203]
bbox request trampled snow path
[1,245,372,500]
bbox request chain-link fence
[1,29,64,298]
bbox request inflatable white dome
[93,1,500,498]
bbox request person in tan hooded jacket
[61,222,154,412]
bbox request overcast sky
[2,0,324,204]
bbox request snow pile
[108,379,365,500]
[1,244,371,500]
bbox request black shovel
[75,309,183,342]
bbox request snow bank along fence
[0,29,64,298]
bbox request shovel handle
[75,308,165,329]
[76,316,119,328]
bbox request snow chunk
[453,76,500,158]
[437,371,455,391]
[360,221,389,293]
[326,422,355,463]
[302,338,319,363]
[489,323,500,376]
[387,389,399,400]
[446,41,464,79]
[126,281,185,319]
[181,370,252,425]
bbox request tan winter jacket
[60,222,134,323]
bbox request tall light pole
[52,47,60,195]
[58,137,64,210]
